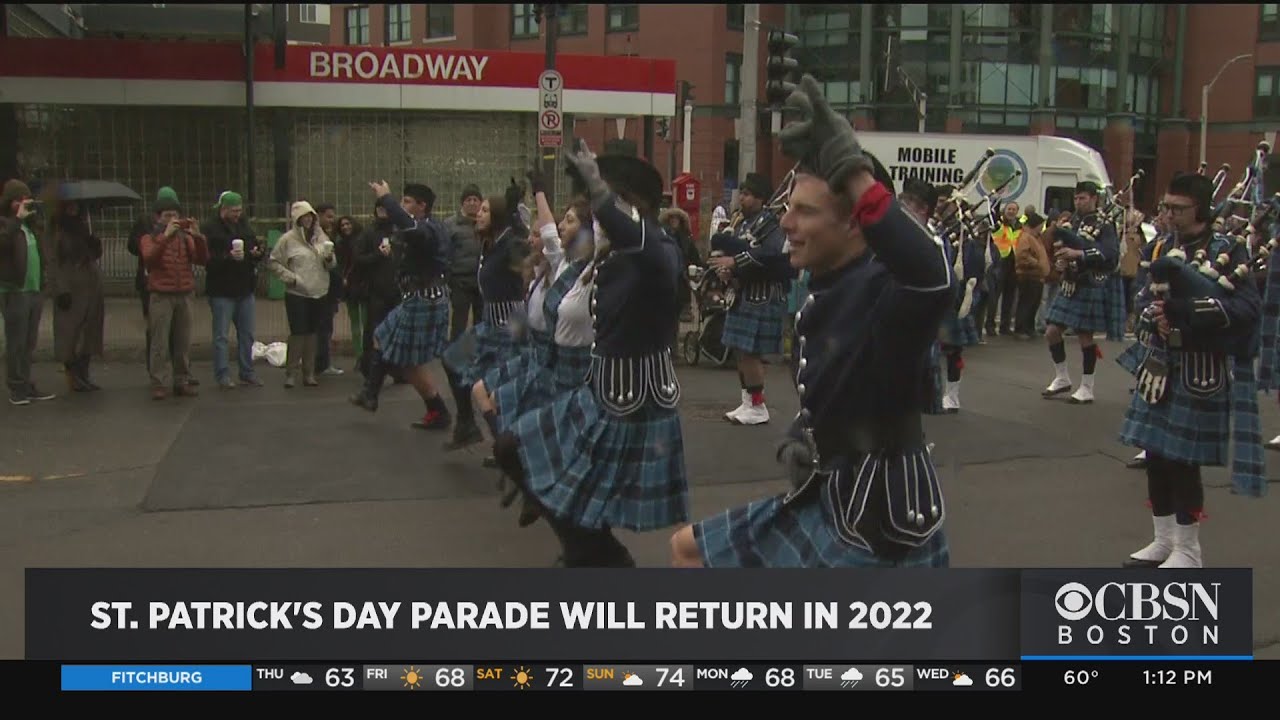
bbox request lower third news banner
[24,568,1254,692]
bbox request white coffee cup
[320,239,335,258]
[231,238,244,252]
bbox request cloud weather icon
[730,668,754,688]
[290,671,313,685]
[622,673,644,687]
[952,673,974,687]
[841,668,863,688]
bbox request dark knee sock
[945,351,963,382]
[493,432,525,485]
[482,409,499,438]
[1082,345,1098,374]
[364,355,389,397]
[1170,464,1204,525]
[1145,458,1176,516]
[1049,341,1066,364]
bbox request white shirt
[526,223,564,332]
[555,260,596,348]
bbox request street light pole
[1201,53,1252,166]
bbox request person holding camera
[0,179,56,405]
[139,192,210,400]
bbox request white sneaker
[321,367,345,376]
[733,403,770,426]
[942,380,960,413]
[1124,515,1174,567]
[1064,381,1095,404]
[724,390,749,422]
[1159,523,1202,568]
[1043,375,1072,397]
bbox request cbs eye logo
[1054,583,1094,621]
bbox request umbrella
[57,180,142,204]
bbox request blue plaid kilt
[722,297,787,356]
[1119,354,1231,466]
[512,386,689,532]
[495,343,591,432]
[446,320,519,389]
[1045,281,1110,332]
[939,310,980,348]
[693,477,951,568]
[1116,340,1145,376]
[373,294,450,368]
[488,329,551,392]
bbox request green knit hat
[215,190,243,209]
[155,186,180,214]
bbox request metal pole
[919,94,926,133]
[682,100,693,173]
[543,4,559,208]
[1200,84,1209,168]
[245,4,256,207]
[739,4,760,178]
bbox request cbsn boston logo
[1053,581,1221,647]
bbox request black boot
[78,355,100,391]
[349,354,389,412]
[413,393,452,430]
[442,379,483,449]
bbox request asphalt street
[0,334,1276,659]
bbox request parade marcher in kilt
[928,182,996,414]
[480,170,592,439]
[349,181,453,430]
[671,76,955,569]
[899,179,947,415]
[442,192,531,451]
[1041,181,1120,405]
[1118,172,1263,569]
[493,141,688,567]
[712,172,793,426]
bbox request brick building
[326,3,1280,215]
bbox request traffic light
[657,117,671,140]
[765,30,799,107]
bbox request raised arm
[849,176,953,293]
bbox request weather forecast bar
[48,662,1272,692]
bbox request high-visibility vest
[992,221,1022,258]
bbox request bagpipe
[708,165,798,307]
[933,149,1020,317]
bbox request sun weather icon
[401,667,422,689]
[514,666,534,690]
[622,671,644,687]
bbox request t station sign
[538,69,564,148]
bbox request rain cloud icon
[841,668,863,688]
[730,668,754,688]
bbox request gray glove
[562,139,612,210]
[776,438,815,491]
[778,74,873,195]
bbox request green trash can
[266,229,286,300]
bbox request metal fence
[9,101,582,355]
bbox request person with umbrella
[43,184,106,392]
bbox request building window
[607,4,639,32]
[1263,5,1280,39]
[428,4,455,38]
[560,3,588,36]
[345,6,369,45]
[386,4,411,43]
[512,3,539,39]
[727,3,744,31]
[298,4,330,24]
[725,53,743,105]
[1256,68,1280,118]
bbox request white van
[855,131,1113,217]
